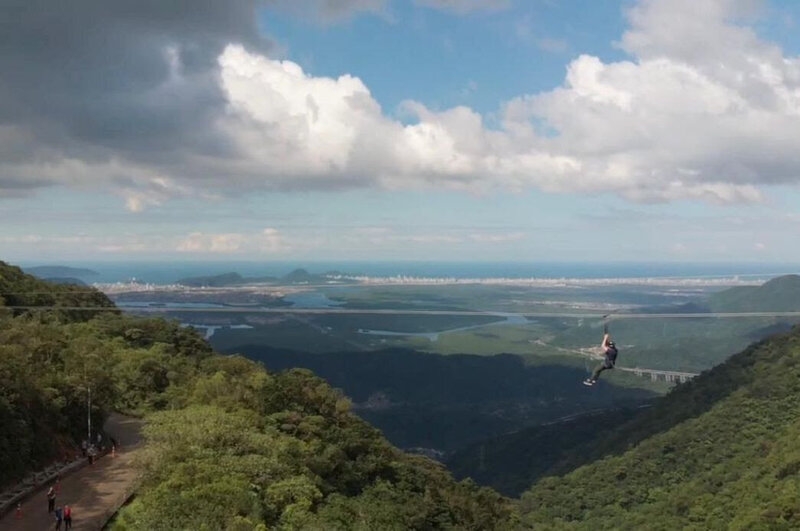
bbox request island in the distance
[176,268,356,287]
[24,265,99,279]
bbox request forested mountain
[9,257,800,529]
[709,274,800,312]
[0,261,115,319]
[233,346,657,452]
[22,265,99,279]
[40,277,88,286]
[517,324,800,529]
[447,407,643,497]
[0,261,514,529]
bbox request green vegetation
[0,260,515,529]
[175,267,357,287]
[22,265,99,279]
[233,347,658,452]
[0,259,211,486]
[205,281,797,374]
[116,368,514,530]
[446,408,643,497]
[547,315,793,372]
[517,324,800,529]
[146,278,800,378]
[8,258,800,529]
[709,274,800,312]
[1,261,116,320]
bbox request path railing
[0,456,87,518]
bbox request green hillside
[23,265,99,278]
[236,346,658,452]
[709,274,800,312]
[446,407,643,497]
[0,260,515,529]
[11,256,800,529]
[518,324,800,529]
[0,260,116,318]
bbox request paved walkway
[0,414,143,531]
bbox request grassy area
[135,282,800,378]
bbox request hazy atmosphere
[5,3,800,529]
[2,0,800,262]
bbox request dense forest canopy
[518,324,800,529]
[0,260,515,529]
[5,258,800,529]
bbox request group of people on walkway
[81,432,118,465]
[47,483,73,530]
[43,431,119,528]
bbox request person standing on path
[54,505,63,530]
[63,505,73,530]
[47,484,56,512]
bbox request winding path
[1,414,143,531]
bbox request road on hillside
[1,414,143,531]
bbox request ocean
[18,260,800,285]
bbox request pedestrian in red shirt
[63,505,73,530]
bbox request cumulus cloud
[176,228,286,254]
[216,44,579,192]
[2,0,800,206]
[502,0,800,202]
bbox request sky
[2,0,800,264]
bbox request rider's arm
[601,333,610,350]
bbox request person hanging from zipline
[583,325,618,386]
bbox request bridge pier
[622,367,698,383]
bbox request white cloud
[216,44,580,194]
[468,231,525,243]
[500,0,800,201]
[0,229,288,258]
[176,228,287,254]
[4,0,800,207]
[177,232,246,253]
[537,37,568,54]
[258,228,285,252]
[670,242,689,254]
[214,0,800,204]
[121,177,198,213]
[413,0,511,14]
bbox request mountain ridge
[518,324,800,528]
[709,273,800,313]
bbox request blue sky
[2,0,800,264]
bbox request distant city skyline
[2,0,800,262]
